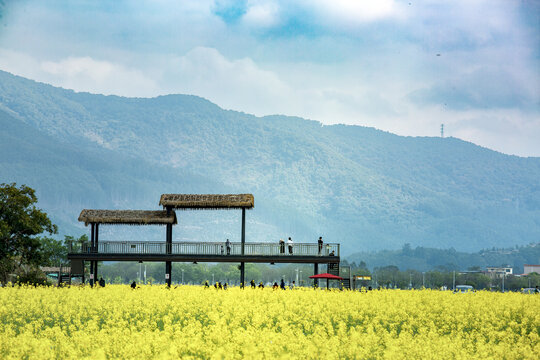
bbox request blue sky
[0,0,538,156]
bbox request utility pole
[441,123,444,138]
[182,269,185,285]
[295,268,299,284]
[422,272,425,288]
[453,271,456,291]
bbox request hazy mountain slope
[0,108,235,239]
[1,70,539,252]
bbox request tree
[39,237,68,267]
[0,183,57,283]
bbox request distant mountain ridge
[1,70,539,253]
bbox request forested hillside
[1,70,539,253]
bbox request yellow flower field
[0,285,538,359]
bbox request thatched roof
[159,194,254,210]
[78,210,177,226]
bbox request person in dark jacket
[280,279,286,290]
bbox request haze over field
[1,71,539,254]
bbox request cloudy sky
[0,0,539,156]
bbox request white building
[486,266,513,278]
[523,264,540,275]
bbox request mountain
[1,70,539,253]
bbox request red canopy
[309,273,343,280]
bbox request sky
[0,0,539,156]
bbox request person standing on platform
[279,238,285,254]
[226,239,231,255]
[287,237,293,255]
[318,236,323,255]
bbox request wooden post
[166,206,172,287]
[90,223,95,286]
[81,261,85,285]
[314,263,319,288]
[240,208,246,287]
[93,223,99,285]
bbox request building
[523,264,540,275]
[485,266,513,278]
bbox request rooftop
[159,194,254,210]
[78,209,177,226]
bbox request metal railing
[74,241,340,257]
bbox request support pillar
[81,261,85,285]
[90,223,95,286]
[314,263,319,288]
[240,208,246,287]
[166,206,172,287]
[93,223,99,284]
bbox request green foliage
[0,183,57,283]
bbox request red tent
[309,273,343,280]
[309,273,343,289]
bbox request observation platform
[68,241,340,264]
[69,193,341,286]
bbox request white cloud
[167,47,292,115]
[0,50,159,97]
[310,0,400,23]
[39,57,159,97]
[242,1,281,28]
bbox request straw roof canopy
[159,194,254,210]
[78,210,177,226]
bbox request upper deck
[68,241,340,264]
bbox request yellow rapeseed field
[0,285,538,359]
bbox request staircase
[327,264,352,290]
[327,262,340,276]
[59,274,71,285]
